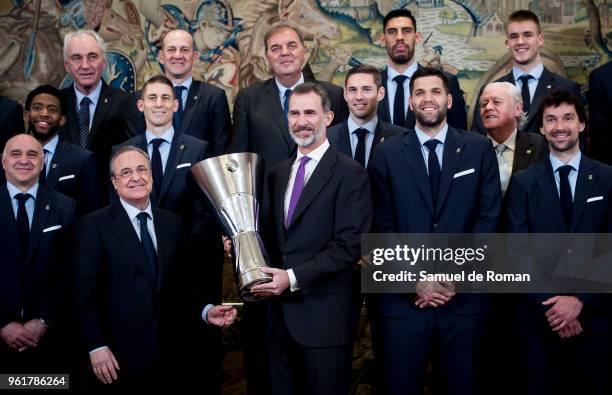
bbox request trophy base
[240,268,273,302]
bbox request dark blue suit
[0,183,76,372]
[506,155,612,395]
[369,127,501,394]
[0,95,24,150]
[588,60,612,165]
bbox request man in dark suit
[328,64,406,168]
[369,67,501,395]
[115,74,225,391]
[471,10,581,135]
[588,60,612,165]
[75,146,236,390]
[250,82,371,394]
[229,22,349,172]
[0,95,24,150]
[59,30,131,201]
[23,85,100,217]
[126,29,231,155]
[507,89,612,395]
[377,9,467,130]
[0,134,76,373]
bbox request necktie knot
[151,138,164,150]
[558,165,573,178]
[518,74,533,84]
[424,139,440,152]
[174,85,186,97]
[80,96,92,108]
[137,211,149,225]
[16,193,31,205]
[354,128,368,140]
[298,155,311,168]
[393,75,408,85]
[495,143,507,155]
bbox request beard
[290,124,324,148]
[387,43,415,65]
[28,122,60,143]
[414,106,448,129]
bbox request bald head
[480,82,525,142]
[158,29,198,83]
[2,134,44,191]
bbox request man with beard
[23,85,100,217]
[327,64,406,168]
[377,9,467,130]
[471,10,581,135]
[370,67,501,395]
[251,82,371,394]
[507,89,612,394]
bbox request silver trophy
[191,153,272,301]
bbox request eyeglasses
[114,166,151,179]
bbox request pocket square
[43,225,62,233]
[453,168,475,179]
[176,163,191,169]
[58,174,75,181]
[586,196,603,203]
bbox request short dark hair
[345,64,382,88]
[25,85,67,116]
[383,9,417,32]
[291,82,331,112]
[264,22,305,52]
[141,75,176,99]
[536,89,586,129]
[507,10,541,34]
[409,67,450,95]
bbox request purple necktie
[286,156,311,228]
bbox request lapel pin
[52,163,57,168]
[45,205,50,211]
[546,85,551,89]
[526,149,532,155]
[456,148,461,154]
[180,144,185,150]
[588,174,593,180]
[194,96,198,100]
[380,137,385,142]
[104,98,108,103]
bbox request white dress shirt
[386,61,418,122]
[415,124,448,172]
[145,127,175,173]
[550,151,581,200]
[7,181,38,228]
[512,63,544,103]
[347,115,377,167]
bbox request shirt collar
[145,127,174,145]
[296,138,330,163]
[174,76,192,91]
[415,124,448,146]
[275,73,305,97]
[487,129,517,152]
[348,115,378,135]
[119,197,154,222]
[512,63,544,82]
[387,62,419,81]
[74,79,103,107]
[6,180,39,200]
[550,151,581,173]
[43,134,60,156]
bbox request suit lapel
[264,79,294,150]
[64,88,80,143]
[153,208,172,292]
[0,185,22,260]
[108,202,157,288]
[570,157,596,232]
[512,132,536,172]
[370,122,389,165]
[45,142,69,188]
[336,123,352,159]
[404,131,434,215]
[181,80,200,133]
[89,82,113,148]
[436,127,462,215]
[158,134,185,204]
[529,68,555,122]
[275,160,293,234]
[26,186,51,266]
[380,69,392,122]
[536,160,566,231]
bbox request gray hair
[264,22,305,52]
[109,146,150,177]
[63,30,107,61]
[483,82,528,129]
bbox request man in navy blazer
[588,60,612,165]
[370,67,501,395]
[507,89,612,394]
[377,9,467,130]
[24,85,100,217]
[0,95,24,151]
[327,64,406,168]
[471,10,581,135]
[251,82,372,395]
[0,134,76,373]
[127,29,231,155]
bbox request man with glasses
[75,145,236,391]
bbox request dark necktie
[173,86,186,132]
[393,75,408,127]
[78,97,92,148]
[424,139,441,205]
[16,193,31,257]
[39,149,49,185]
[558,165,573,230]
[286,156,311,228]
[518,74,533,113]
[150,138,164,195]
[353,128,368,168]
[137,212,158,283]
[283,89,292,129]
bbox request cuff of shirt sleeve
[89,346,109,354]
[287,268,300,292]
[201,303,214,324]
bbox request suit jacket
[472,67,581,135]
[378,65,467,130]
[0,95,24,150]
[588,61,612,165]
[327,120,407,168]
[265,147,372,347]
[370,127,501,316]
[59,81,130,200]
[0,184,76,329]
[229,77,349,172]
[126,80,231,155]
[75,202,184,374]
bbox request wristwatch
[38,318,49,328]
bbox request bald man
[0,134,76,373]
